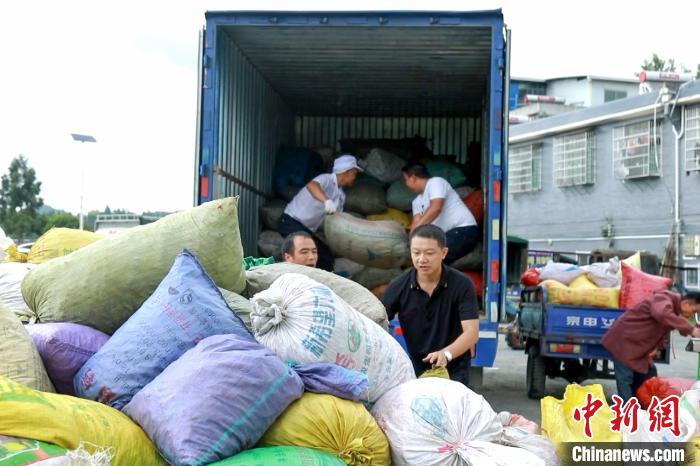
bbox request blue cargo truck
[194,10,511,384]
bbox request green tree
[642,53,677,72]
[0,155,44,240]
[42,212,80,232]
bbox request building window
[509,143,543,193]
[604,89,627,103]
[685,105,700,171]
[612,120,662,179]
[553,130,596,187]
[685,266,699,290]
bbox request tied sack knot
[250,288,287,335]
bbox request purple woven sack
[27,322,109,394]
[124,333,304,466]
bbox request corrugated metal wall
[296,116,482,163]
[213,31,295,254]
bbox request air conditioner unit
[684,235,700,257]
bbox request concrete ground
[477,332,698,425]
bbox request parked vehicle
[518,286,669,399]
[194,10,511,383]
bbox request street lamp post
[70,133,97,230]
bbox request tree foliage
[0,156,44,240]
[642,53,698,77]
[43,212,80,232]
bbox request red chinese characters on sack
[573,393,604,438]
[609,395,641,433]
[647,395,680,437]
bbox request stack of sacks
[497,412,561,466]
[250,273,415,404]
[21,197,246,334]
[209,446,345,465]
[344,181,388,215]
[246,262,389,328]
[367,208,411,230]
[73,249,253,409]
[371,377,545,465]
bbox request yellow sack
[260,393,390,466]
[0,301,54,392]
[0,376,165,465]
[686,437,700,466]
[543,279,619,308]
[367,208,412,230]
[28,228,103,264]
[3,244,28,263]
[569,275,597,289]
[541,384,621,461]
[622,252,641,270]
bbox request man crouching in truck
[602,290,700,401]
[382,224,479,386]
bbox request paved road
[477,332,698,425]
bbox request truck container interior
[200,17,501,313]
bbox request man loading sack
[402,162,479,265]
[278,154,362,271]
[382,225,480,387]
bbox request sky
[0,0,698,215]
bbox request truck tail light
[549,344,580,354]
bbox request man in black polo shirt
[382,224,480,386]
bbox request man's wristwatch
[443,350,453,363]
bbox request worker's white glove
[323,199,337,215]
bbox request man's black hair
[401,162,430,179]
[682,291,700,303]
[409,224,446,248]
[281,231,315,256]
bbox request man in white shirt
[402,162,480,265]
[278,154,362,271]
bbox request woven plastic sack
[521,268,540,287]
[542,280,619,308]
[22,197,246,335]
[74,250,253,409]
[365,148,405,183]
[124,334,304,466]
[28,228,102,264]
[258,230,283,258]
[0,301,54,392]
[386,179,415,212]
[26,323,109,395]
[450,242,483,270]
[261,199,287,230]
[541,384,621,460]
[619,262,672,309]
[344,182,388,215]
[292,363,369,402]
[0,435,67,465]
[273,146,323,198]
[210,446,344,466]
[538,262,585,285]
[260,393,390,465]
[463,189,484,225]
[353,267,402,290]
[367,208,411,230]
[219,288,252,330]
[371,377,541,466]
[0,262,35,321]
[251,273,414,403]
[569,275,597,289]
[425,161,467,187]
[324,213,408,269]
[333,258,365,279]
[246,262,388,328]
[499,427,561,466]
[0,377,164,465]
[584,259,620,288]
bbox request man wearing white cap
[278,154,363,271]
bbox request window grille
[685,105,700,171]
[553,131,596,187]
[509,143,542,193]
[612,120,662,179]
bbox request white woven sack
[250,273,414,403]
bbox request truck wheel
[526,345,546,399]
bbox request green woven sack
[22,197,245,334]
[211,446,344,466]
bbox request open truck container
[194,10,510,382]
